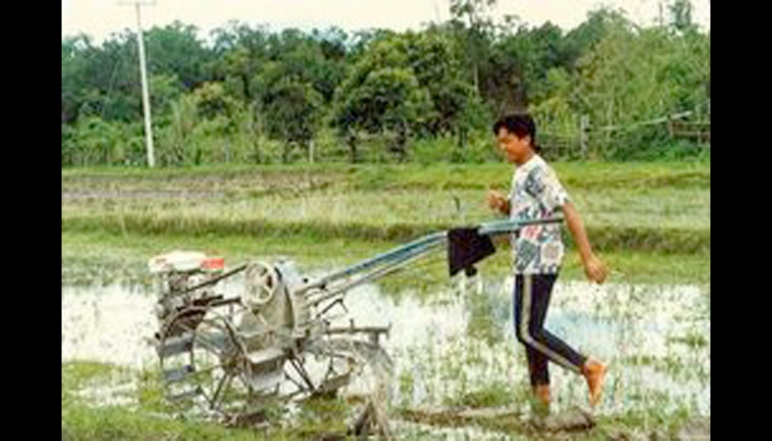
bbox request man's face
[496,128,530,164]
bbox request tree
[61,10,710,165]
[490,21,570,109]
[62,35,93,124]
[158,93,197,165]
[402,30,487,147]
[668,0,695,34]
[149,73,184,120]
[191,82,237,121]
[332,35,439,161]
[563,7,630,69]
[70,116,126,165]
[262,79,324,163]
[209,22,270,101]
[334,66,432,161]
[144,21,212,90]
[62,32,143,124]
[564,19,710,158]
[448,0,497,91]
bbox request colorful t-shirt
[508,154,569,274]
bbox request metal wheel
[243,262,280,309]
[279,343,359,401]
[321,338,393,400]
[289,337,394,436]
[158,305,254,416]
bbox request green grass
[62,361,355,441]
[62,361,128,398]
[63,360,703,441]
[62,229,709,289]
[62,186,709,241]
[62,162,710,262]
[62,161,710,189]
[446,380,519,409]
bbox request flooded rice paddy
[62,274,709,437]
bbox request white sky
[62,0,710,44]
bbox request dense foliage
[62,0,709,166]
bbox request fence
[63,103,711,166]
[539,106,710,161]
[669,120,711,146]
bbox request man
[487,113,609,412]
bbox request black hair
[492,113,541,153]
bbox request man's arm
[562,201,608,284]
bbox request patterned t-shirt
[508,154,570,274]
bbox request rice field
[62,162,709,284]
[61,161,710,439]
[62,278,709,440]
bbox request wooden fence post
[580,115,589,159]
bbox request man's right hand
[487,190,509,214]
[582,254,609,284]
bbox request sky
[62,0,710,44]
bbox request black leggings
[513,274,587,386]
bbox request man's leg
[525,346,550,411]
[515,275,550,411]
[521,273,607,407]
[519,274,586,373]
[525,346,549,387]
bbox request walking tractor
[148,217,563,431]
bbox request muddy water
[341,278,709,417]
[62,276,710,427]
[62,283,158,370]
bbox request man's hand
[487,190,510,215]
[582,254,608,284]
[563,202,608,284]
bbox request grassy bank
[62,229,708,288]
[62,161,709,288]
[62,361,704,441]
[62,161,710,190]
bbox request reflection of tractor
[149,218,561,434]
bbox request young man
[486,113,609,411]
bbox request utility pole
[120,1,156,167]
[433,0,441,23]
[658,1,665,27]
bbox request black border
[55,1,725,439]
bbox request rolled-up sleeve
[542,168,570,211]
[525,166,569,212]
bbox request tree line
[61,0,710,166]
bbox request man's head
[493,113,540,164]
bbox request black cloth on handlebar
[447,227,496,277]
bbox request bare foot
[531,384,551,417]
[534,384,550,407]
[582,357,607,408]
